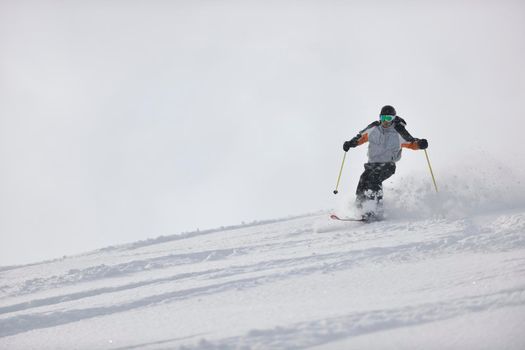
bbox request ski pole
[333,152,347,194]
[424,149,438,192]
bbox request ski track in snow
[179,287,525,350]
[1,210,525,349]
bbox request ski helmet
[380,105,396,116]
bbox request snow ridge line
[0,213,325,272]
[91,212,325,254]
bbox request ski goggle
[380,115,394,122]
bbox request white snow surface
[1,173,525,349]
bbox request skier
[343,105,428,220]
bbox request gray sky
[1,0,524,266]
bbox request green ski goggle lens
[380,115,394,122]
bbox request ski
[330,214,383,223]
[330,214,367,222]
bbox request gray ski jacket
[353,119,421,163]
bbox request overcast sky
[1,0,524,266]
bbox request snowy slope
[1,172,525,349]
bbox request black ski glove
[343,137,360,152]
[417,139,428,150]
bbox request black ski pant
[355,162,396,207]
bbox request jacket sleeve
[351,121,379,146]
[401,141,421,150]
[394,117,421,150]
[394,117,415,142]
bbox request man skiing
[343,105,428,220]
